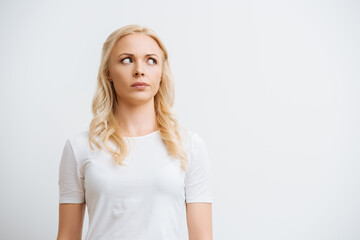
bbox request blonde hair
[88,24,189,171]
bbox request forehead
[112,33,163,56]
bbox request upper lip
[131,81,149,87]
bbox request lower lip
[132,85,148,89]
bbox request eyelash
[121,57,157,64]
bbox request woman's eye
[148,58,157,64]
[121,57,132,64]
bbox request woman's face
[108,33,163,105]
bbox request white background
[0,0,359,239]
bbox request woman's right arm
[57,203,86,240]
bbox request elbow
[57,233,82,240]
[189,235,213,240]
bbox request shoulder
[66,129,94,160]
[183,129,211,174]
[68,129,89,148]
[181,128,207,152]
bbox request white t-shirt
[58,129,213,240]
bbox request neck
[116,97,158,137]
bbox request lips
[131,82,149,87]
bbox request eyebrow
[117,53,160,59]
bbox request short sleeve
[184,133,213,203]
[58,139,85,203]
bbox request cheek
[111,67,132,82]
[149,67,162,80]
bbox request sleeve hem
[185,198,213,203]
[59,198,85,204]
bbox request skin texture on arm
[186,203,213,240]
[57,203,86,240]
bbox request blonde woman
[57,24,213,240]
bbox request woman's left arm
[186,202,213,240]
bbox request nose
[134,71,145,77]
[133,63,145,78]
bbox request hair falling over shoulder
[88,24,189,171]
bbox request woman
[57,24,213,240]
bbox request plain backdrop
[0,0,359,239]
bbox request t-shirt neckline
[122,130,160,140]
